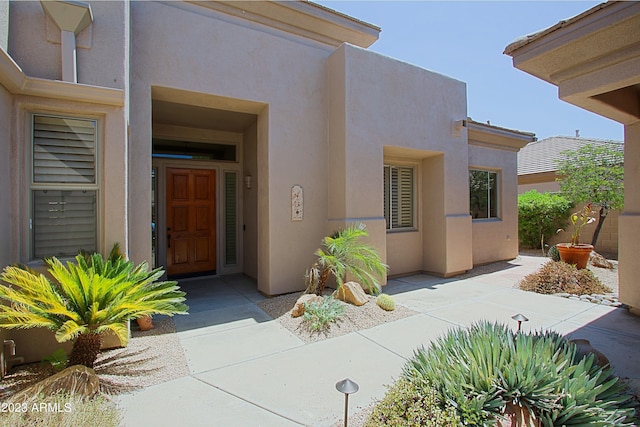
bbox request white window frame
[29,113,100,260]
[384,164,416,231]
[469,169,499,220]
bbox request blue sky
[315,1,624,141]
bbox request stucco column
[619,121,640,314]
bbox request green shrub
[404,322,636,426]
[309,223,388,295]
[547,244,560,261]
[302,296,345,332]
[518,190,572,249]
[366,377,460,427]
[0,392,122,427]
[0,246,188,368]
[519,260,611,295]
[42,348,68,372]
[376,294,395,311]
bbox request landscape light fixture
[511,313,529,333]
[336,378,359,427]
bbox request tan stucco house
[518,136,623,256]
[505,0,640,314]
[1,1,534,362]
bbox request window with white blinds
[384,165,415,230]
[31,115,98,258]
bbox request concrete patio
[116,255,640,426]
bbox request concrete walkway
[117,256,640,426]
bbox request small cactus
[547,245,560,262]
[376,293,395,311]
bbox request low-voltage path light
[336,378,359,427]
[511,313,529,333]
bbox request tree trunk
[316,268,331,296]
[590,206,608,247]
[68,333,102,368]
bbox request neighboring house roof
[518,136,623,176]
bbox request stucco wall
[8,1,127,90]
[243,121,258,280]
[0,78,15,363]
[328,44,472,278]
[469,144,519,265]
[129,2,332,294]
[619,122,640,313]
[0,83,12,269]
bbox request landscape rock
[12,365,99,402]
[291,294,323,317]
[334,282,368,306]
[590,251,614,269]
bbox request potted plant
[556,204,595,269]
[136,315,154,331]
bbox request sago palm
[0,251,188,368]
[313,223,388,295]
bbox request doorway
[166,167,216,277]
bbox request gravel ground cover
[257,291,417,343]
[1,316,188,398]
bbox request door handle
[167,235,171,248]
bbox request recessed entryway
[150,87,262,280]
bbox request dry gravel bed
[1,316,188,399]
[257,291,418,343]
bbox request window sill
[386,228,418,233]
[471,218,502,222]
[25,257,76,268]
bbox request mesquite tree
[556,144,624,247]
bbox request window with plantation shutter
[33,116,96,184]
[224,171,238,266]
[31,115,98,259]
[384,165,415,230]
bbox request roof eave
[190,0,380,48]
[467,119,536,152]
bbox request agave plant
[311,223,388,295]
[0,248,188,368]
[404,321,636,426]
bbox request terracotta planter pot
[496,403,540,427]
[136,315,154,331]
[556,243,593,269]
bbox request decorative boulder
[589,251,614,269]
[12,365,99,402]
[334,281,368,306]
[292,294,323,317]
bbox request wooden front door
[166,168,216,277]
